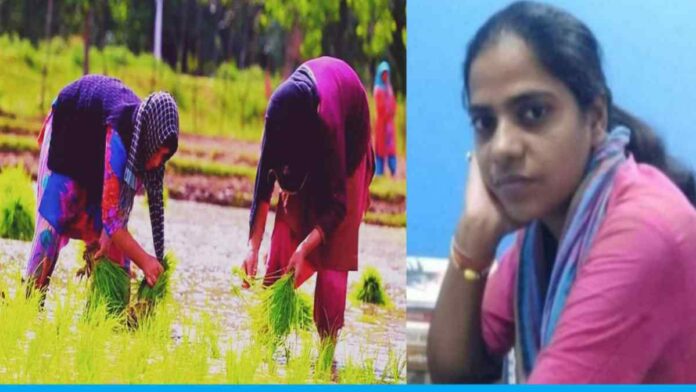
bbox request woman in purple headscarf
[26,75,179,294]
[242,57,375,343]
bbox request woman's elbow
[427,353,469,383]
[426,331,501,383]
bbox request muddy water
[0,196,406,379]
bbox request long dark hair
[463,1,696,205]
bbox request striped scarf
[120,92,179,262]
[514,126,631,382]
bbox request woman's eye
[519,103,548,125]
[471,115,496,137]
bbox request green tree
[259,0,340,72]
[347,0,395,59]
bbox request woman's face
[467,34,606,231]
[381,71,389,85]
[145,146,172,171]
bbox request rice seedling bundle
[315,337,337,380]
[354,266,390,306]
[86,257,130,316]
[0,165,35,241]
[129,253,177,327]
[295,290,313,331]
[136,252,176,304]
[253,273,313,344]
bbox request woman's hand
[454,153,521,271]
[241,247,259,288]
[93,230,112,260]
[287,247,315,289]
[287,229,322,288]
[142,255,164,287]
[110,228,163,287]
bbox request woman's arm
[242,200,269,285]
[100,126,162,286]
[428,154,520,383]
[243,120,276,284]
[427,218,503,383]
[288,227,323,288]
[111,228,162,286]
[428,262,501,383]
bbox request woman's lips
[494,175,537,200]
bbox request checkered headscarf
[120,92,179,262]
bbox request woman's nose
[490,119,524,164]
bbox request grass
[370,176,406,203]
[364,211,406,228]
[0,34,406,150]
[0,115,42,136]
[0,133,38,153]
[167,156,405,205]
[0,261,405,383]
[0,165,35,241]
[0,35,270,141]
[168,157,256,180]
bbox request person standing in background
[374,61,398,177]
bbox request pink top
[482,158,696,383]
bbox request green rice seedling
[136,252,176,303]
[0,165,35,241]
[314,336,337,382]
[225,344,264,384]
[112,329,150,383]
[75,302,124,382]
[23,310,58,382]
[132,252,177,325]
[86,257,131,317]
[116,296,181,382]
[0,275,42,376]
[339,356,378,384]
[284,331,314,383]
[161,334,212,383]
[200,311,222,359]
[0,260,400,384]
[352,266,391,306]
[295,290,314,331]
[230,265,257,294]
[380,347,406,383]
[252,273,314,346]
